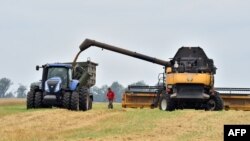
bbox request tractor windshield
[47,67,69,86]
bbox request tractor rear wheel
[27,91,35,109]
[63,92,71,109]
[70,91,79,111]
[206,92,224,111]
[159,94,175,111]
[34,91,43,108]
[79,89,89,111]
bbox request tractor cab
[46,66,70,86]
[37,64,78,93]
[35,63,79,106]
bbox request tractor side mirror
[36,65,40,71]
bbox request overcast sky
[1,0,250,92]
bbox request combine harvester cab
[27,61,97,111]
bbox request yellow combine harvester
[77,39,223,111]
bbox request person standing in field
[106,87,115,109]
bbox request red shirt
[107,90,115,100]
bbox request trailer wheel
[63,92,71,109]
[79,88,89,111]
[70,91,79,111]
[27,91,35,109]
[159,94,175,111]
[34,91,43,108]
[88,97,93,110]
[206,92,224,111]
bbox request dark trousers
[108,100,113,109]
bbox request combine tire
[27,91,35,109]
[34,91,43,108]
[70,91,79,111]
[63,92,71,109]
[159,94,175,111]
[206,92,224,111]
[79,89,89,111]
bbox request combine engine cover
[170,47,216,74]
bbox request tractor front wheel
[34,91,43,108]
[70,91,79,111]
[27,91,35,109]
[63,92,71,109]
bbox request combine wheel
[206,92,224,111]
[63,92,71,109]
[159,94,175,111]
[27,91,35,109]
[34,91,43,108]
[70,91,80,111]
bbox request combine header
[122,86,250,111]
[218,88,250,111]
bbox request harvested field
[0,99,250,141]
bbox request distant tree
[16,84,27,98]
[91,86,99,94]
[99,85,109,101]
[91,85,108,102]
[4,92,15,98]
[110,81,125,102]
[91,86,102,102]
[0,78,13,98]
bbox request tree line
[0,77,27,98]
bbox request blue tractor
[27,61,97,111]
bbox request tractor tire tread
[70,92,79,111]
[27,91,35,109]
[79,88,89,111]
[34,91,42,108]
[63,92,71,109]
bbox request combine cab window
[47,67,68,86]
